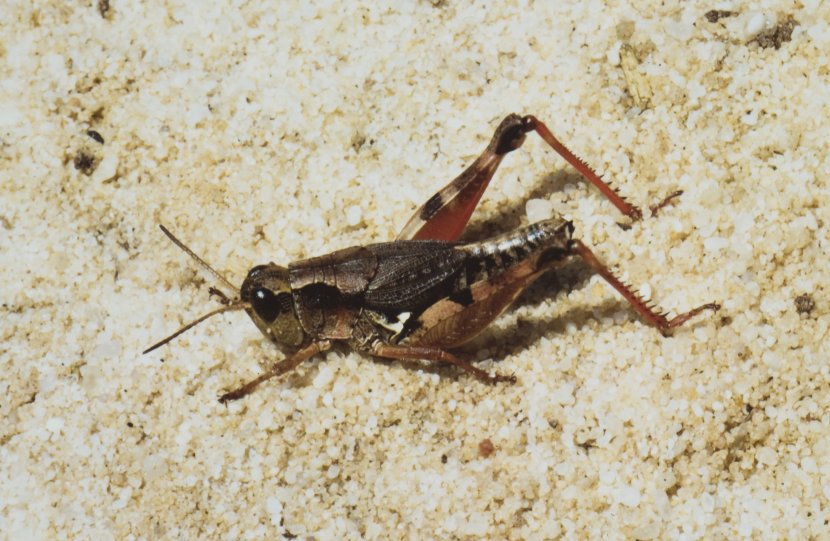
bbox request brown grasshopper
[145,114,719,402]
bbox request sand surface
[2,2,829,539]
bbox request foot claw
[662,301,722,334]
[218,390,241,403]
[627,207,644,222]
[649,190,684,217]
[491,372,517,384]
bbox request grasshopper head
[240,264,306,348]
[144,225,308,356]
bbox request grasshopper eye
[252,288,282,322]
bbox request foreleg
[219,341,331,402]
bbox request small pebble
[525,198,554,222]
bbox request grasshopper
[145,114,720,402]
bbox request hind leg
[397,114,644,241]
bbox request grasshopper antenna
[143,302,248,354]
[143,225,247,354]
[158,224,239,294]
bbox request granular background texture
[1,2,828,539]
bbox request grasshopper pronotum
[145,114,720,402]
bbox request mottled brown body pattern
[146,114,720,402]
[283,219,572,353]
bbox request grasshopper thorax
[241,264,306,348]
